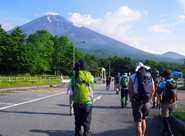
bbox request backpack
[162,80,177,104]
[106,76,110,81]
[154,75,161,87]
[73,71,93,103]
[115,75,120,84]
[134,71,153,102]
[121,76,128,88]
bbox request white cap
[135,62,150,72]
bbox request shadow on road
[29,128,136,136]
[30,129,73,136]
[0,110,70,116]
[93,105,132,109]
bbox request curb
[170,115,185,135]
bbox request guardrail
[0,77,107,83]
[0,77,61,82]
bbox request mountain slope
[16,15,185,64]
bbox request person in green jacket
[71,59,94,136]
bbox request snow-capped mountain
[15,15,185,64]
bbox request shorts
[161,102,175,118]
[131,100,150,122]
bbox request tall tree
[26,30,54,73]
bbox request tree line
[0,25,185,78]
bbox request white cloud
[143,10,149,16]
[69,13,102,27]
[177,15,185,19]
[178,0,185,12]
[69,6,142,48]
[0,22,15,31]
[148,19,184,33]
[45,12,59,15]
[148,25,171,33]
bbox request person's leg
[136,122,143,136]
[125,89,129,107]
[70,95,74,115]
[152,91,156,108]
[141,120,146,136]
[82,104,92,136]
[141,102,150,136]
[121,89,124,108]
[132,101,143,136]
[73,104,82,136]
[163,117,173,136]
[161,102,169,135]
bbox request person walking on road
[67,80,74,116]
[152,70,162,108]
[71,59,95,136]
[119,73,129,108]
[114,72,121,94]
[128,62,155,136]
[106,75,111,90]
[158,70,177,136]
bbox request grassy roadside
[0,75,70,87]
[0,80,61,86]
[177,86,185,90]
[173,110,185,121]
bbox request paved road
[0,83,184,136]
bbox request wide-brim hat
[163,70,173,78]
[79,59,89,70]
[135,62,150,72]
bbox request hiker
[114,72,121,94]
[119,73,129,108]
[71,59,95,136]
[158,70,177,136]
[67,80,74,116]
[128,62,155,136]
[106,75,111,90]
[152,70,162,108]
[61,73,64,83]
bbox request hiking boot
[125,103,127,107]
[156,104,159,108]
[121,103,124,108]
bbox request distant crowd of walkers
[65,59,177,136]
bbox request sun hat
[78,59,89,70]
[163,70,173,78]
[135,62,150,72]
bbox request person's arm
[128,79,133,102]
[158,81,164,94]
[66,80,71,95]
[119,77,122,90]
[70,75,75,92]
[91,76,95,90]
[150,84,155,100]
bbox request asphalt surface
[0,82,183,136]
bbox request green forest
[0,24,185,78]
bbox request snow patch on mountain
[47,17,52,22]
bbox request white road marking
[93,95,102,103]
[0,93,63,110]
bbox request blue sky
[1,0,185,56]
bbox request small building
[89,68,106,79]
